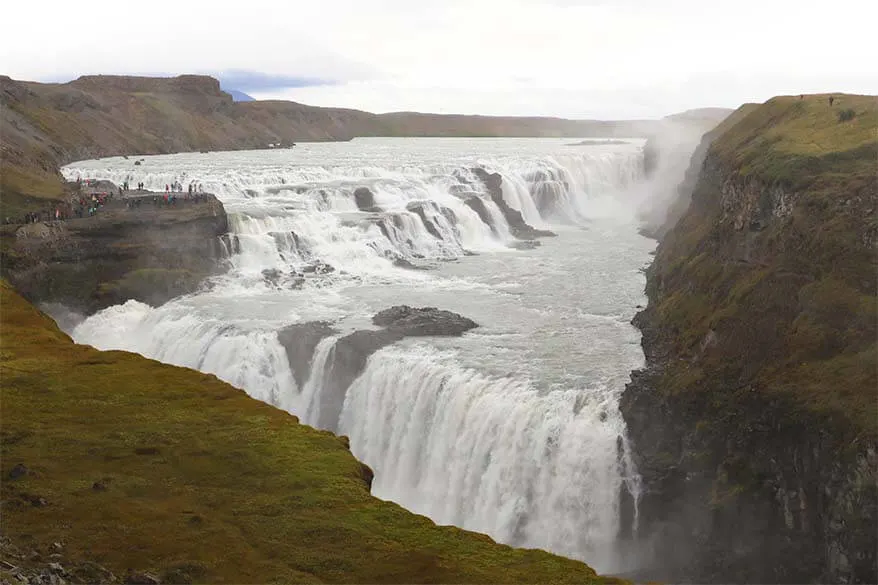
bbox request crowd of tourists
[164,181,206,195]
[6,192,109,225]
[3,177,212,226]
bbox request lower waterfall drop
[337,344,640,573]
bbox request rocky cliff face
[1,195,229,314]
[622,94,877,583]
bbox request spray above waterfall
[65,137,655,574]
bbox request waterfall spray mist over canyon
[63,137,657,573]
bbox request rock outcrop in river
[622,94,877,584]
[279,306,479,432]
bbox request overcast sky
[3,0,876,119]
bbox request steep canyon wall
[622,94,877,583]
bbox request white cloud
[2,0,876,117]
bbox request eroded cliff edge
[622,94,877,583]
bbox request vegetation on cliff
[0,280,622,584]
[623,93,876,582]
[652,93,876,436]
[710,94,877,193]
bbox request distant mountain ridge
[223,88,256,102]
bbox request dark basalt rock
[375,219,392,241]
[301,261,335,274]
[125,570,161,585]
[277,321,338,389]
[261,268,282,287]
[373,305,478,336]
[359,462,375,490]
[508,240,541,250]
[84,179,122,196]
[471,167,503,194]
[68,562,117,584]
[440,206,457,226]
[393,258,432,271]
[7,463,28,480]
[313,328,402,431]
[353,187,376,211]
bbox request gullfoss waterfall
[65,138,654,573]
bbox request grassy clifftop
[0,280,621,584]
[710,94,877,192]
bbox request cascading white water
[72,299,301,411]
[336,344,640,569]
[65,137,653,574]
[298,336,338,425]
[63,141,643,274]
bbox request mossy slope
[0,281,621,584]
[651,93,877,435]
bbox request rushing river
[63,137,656,573]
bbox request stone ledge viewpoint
[1,187,229,314]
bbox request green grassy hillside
[0,280,622,584]
[653,93,877,437]
[710,94,877,192]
